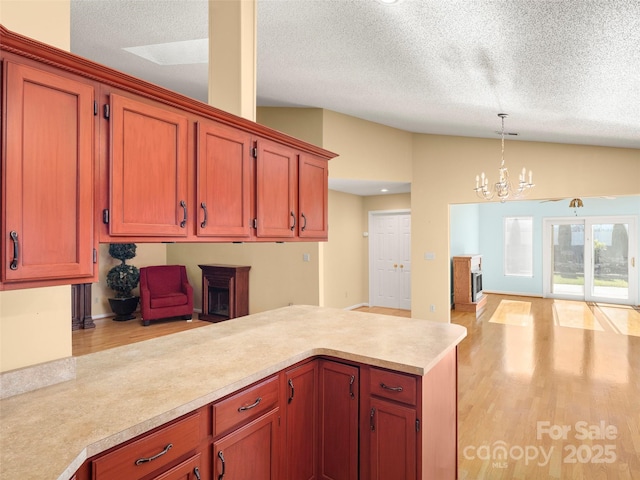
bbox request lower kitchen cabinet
[368,398,417,480]
[284,360,318,480]
[213,409,280,480]
[318,360,359,480]
[71,352,458,480]
[91,411,203,480]
[153,454,203,480]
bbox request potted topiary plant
[106,243,140,321]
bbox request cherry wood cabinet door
[213,409,280,480]
[152,454,202,480]
[318,360,359,480]
[284,361,318,480]
[196,120,252,238]
[255,139,297,238]
[369,398,417,480]
[298,154,328,240]
[109,93,189,236]
[3,61,95,283]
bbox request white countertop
[0,305,466,480]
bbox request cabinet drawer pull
[9,231,19,270]
[218,450,226,480]
[288,379,295,403]
[238,397,262,411]
[290,211,296,231]
[380,382,403,392]
[301,212,307,231]
[370,407,376,431]
[194,466,201,480]
[180,200,187,228]
[200,202,208,228]
[134,443,173,465]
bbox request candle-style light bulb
[529,170,533,184]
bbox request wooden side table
[198,264,250,322]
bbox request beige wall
[323,190,366,308]
[257,107,324,148]
[167,242,320,314]
[322,110,412,182]
[0,0,73,372]
[0,0,70,50]
[411,134,640,321]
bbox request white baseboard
[344,303,368,311]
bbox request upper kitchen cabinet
[196,120,252,238]
[1,25,336,255]
[255,138,298,239]
[106,92,190,237]
[1,60,96,287]
[298,153,329,240]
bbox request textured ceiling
[70,1,639,194]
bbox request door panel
[370,212,411,309]
[543,216,637,305]
[196,121,252,237]
[4,62,94,282]
[109,93,189,236]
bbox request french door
[369,211,411,310]
[543,216,637,304]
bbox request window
[504,217,533,276]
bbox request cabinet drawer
[369,368,417,406]
[213,375,279,437]
[92,412,201,480]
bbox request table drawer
[213,375,279,436]
[93,412,201,480]
[369,367,417,406]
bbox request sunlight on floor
[553,300,604,331]
[489,298,640,337]
[488,299,532,326]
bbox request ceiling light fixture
[474,113,534,203]
[569,198,584,216]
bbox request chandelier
[474,113,534,202]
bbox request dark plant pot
[108,297,139,321]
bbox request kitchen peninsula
[0,306,466,480]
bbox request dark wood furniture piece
[453,254,487,314]
[198,264,250,322]
[71,283,95,330]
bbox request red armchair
[139,265,194,326]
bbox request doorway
[369,210,411,309]
[542,216,637,304]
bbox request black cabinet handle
[218,450,226,480]
[180,200,187,228]
[370,407,376,431]
[238,397,262,411]
[201,202,208,228]
[9,231,19,270]
[288,378,295,403]
[380,382,403,392]
[194,466,201,480]
[301,212,307,232]
[349,374,355,399]
[290,211,296,231]
[135,443,172,465]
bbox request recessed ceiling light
[381,188,389,193]
[376,0,401,4]
[123,38,208,66]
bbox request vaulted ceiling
[71,0,640,156]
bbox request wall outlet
[303,253,310,262]
[430,304,436,312]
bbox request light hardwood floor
[72,295,640,479]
